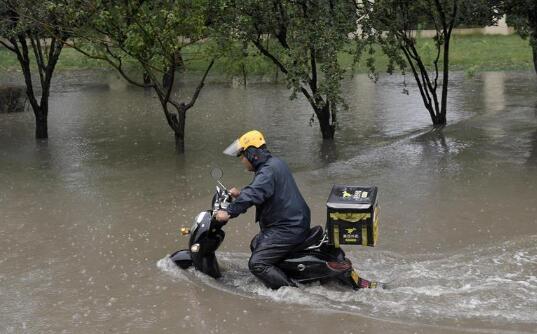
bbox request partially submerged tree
[212,0,358,139]
[71,0,214,152]
[0,0,71,138]
[504,0,537,75]
[358,0,501,126]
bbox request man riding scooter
[215,130,311,289]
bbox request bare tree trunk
[320,139,337,162]
[174,135,185,153]
[400,45,439,125]
[162,67,174,90]
[251,37,338,140]
[158,100,184,153]
[4,33,63,139]
[174,106,186,153]
[533,45,537,75]
[35,107,48,139]
[143,71,151,88]
[315,103,335,139]
[437,0,456,127]
[531,33,537,75]
[14,37,50,139]
[438,35,450,126]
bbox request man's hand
[229,187,240,198]
[215,210,230,223]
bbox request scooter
[169,168,383,290]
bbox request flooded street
[1,70,537,333]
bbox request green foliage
[1,0,82,41]
[504,0,537,73]
[74,0,209,77]
[66,0,216,150]
[1,0,35,37]
[357,0,504,125]
[211,0,358,137]
[2,34,533,73]
[504,0,537,38]
[456,0,503,27]
[358,0,504,74]
[334,34,533,73]
[210,41,278,78]
[0,0,77,138]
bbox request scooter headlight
[190,243,200,253]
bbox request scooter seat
[294,225,324,251]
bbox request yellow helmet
[223,130,266,156]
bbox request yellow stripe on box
[373,206,380,246]
[351,270,360,284]
[334,225,340,248]
[329,212,371,222]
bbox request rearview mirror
[210,167,223,181]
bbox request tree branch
[407,40,439,111]
[401,45,432,112]
[163,55,176,105]
[310,47,317,95]
[274,0,290,49]
[67,41,148,88]
[29,34,46,87]
[0,39,16,52]
[447,0,458,36]
[300,86,316,107]
[13,35,40,111]
[252,36,288,74]
[432,35,441,91]
[185,58,215,110]
[434,0,448,31]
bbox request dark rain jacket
[226,149,311,243]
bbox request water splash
[158,235,537,326]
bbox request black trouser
[248,230,302,289]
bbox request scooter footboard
[280,249,351,283]
[170,249,222,279]
[170,249,193,269]
[192,252,222,279]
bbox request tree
[211,0,358,139]
[358,0,501,126]
[0,0,71,139]
[504,0,537,75]
[70,0,215,152]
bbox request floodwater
[1,70,536,334]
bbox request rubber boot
[251,265,297,290]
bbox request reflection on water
[1,70,537,333]
[530,102,537,163]
[483,71,506,114]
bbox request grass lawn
[0,47,107,72]
[449,34,534,71]
[340,34,534,75]
[0,34,534,76]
